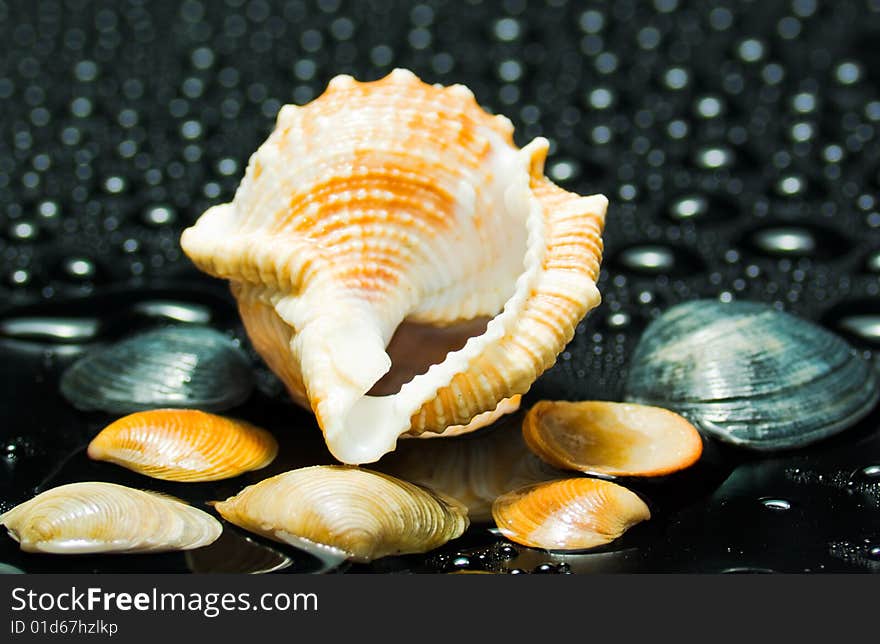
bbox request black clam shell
[59,325,255,414]
[624,300,879,451]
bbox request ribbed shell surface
[87,409,278,481]
[181,69,607,464]
[624,300,879,450]
[491,478,651,550]
[0,482,222,554]
[213,465,469,562]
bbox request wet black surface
[1,1,880,573]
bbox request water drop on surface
[748,226,816,256]
[759,497,792,511]
[615,245,676,273]
[849,464,880,486]
[835,315,880,346]
[131,300,211,324]
[0,317,100,342]
[61,257,97,281]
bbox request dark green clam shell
[624,300,879,451]
[60,325,254,413]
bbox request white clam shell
[212,465,469,562]
[0,482,222,554]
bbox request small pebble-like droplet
[0,317,100,343]
[759,497,792,511]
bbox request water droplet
[667,194,736,222]
[8,269,30,286]
[616,245,675,273]
[548,160,579,182]
[695,95,724,119]
[131,300,211,324]
[451,555,473,570]
[37,200,59,219]
[73,59,98,81]
[605,311,632,330]
[0,317,100,343]
[61,256,97,281]
[103,175,126,194]
[775,175,807,197]
[493,17,521,42]
[835,315,880,346]
[759,497,792,511]
[747,226,815,256]
[8,220,38,241]
[662,67,689,90]
[142,205,177,226]
[613,244,702,276]
[737,38,765,63]
[693,146,735,169]
[849,464,880,487]
[835,61,862,85]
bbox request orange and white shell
[180,69,607,464]
[87,409,278,482]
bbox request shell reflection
[0,482,222,554]
[185,530,292,574]
[523,400,703,477]
[492,478,651,551]
[213,466,469,562]
[376,417,567,523]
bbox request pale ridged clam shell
[181,68,607,464]
[492,478,651,551]
[0,482,221,554]
[213,465,469,562]
[60,325,254,414]
[624,300,879,450]
[87,409,278,482]
[523,401,703,477]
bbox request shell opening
[180,71,607,465]
[316,139,539,463]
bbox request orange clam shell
[492,478,651,551]
[88,409,278,482]
[523,400,703,477]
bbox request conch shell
[181,69,607,463]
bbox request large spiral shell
[181,69,607,464]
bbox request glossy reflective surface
[2,1,880,574]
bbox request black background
[0,0,879,574]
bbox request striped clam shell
[60,325,254,414]
[0,482,221,554]
[492,478,651,551]
[87,409,278,482]
[624,300,879,450]
[212,465,469,562]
